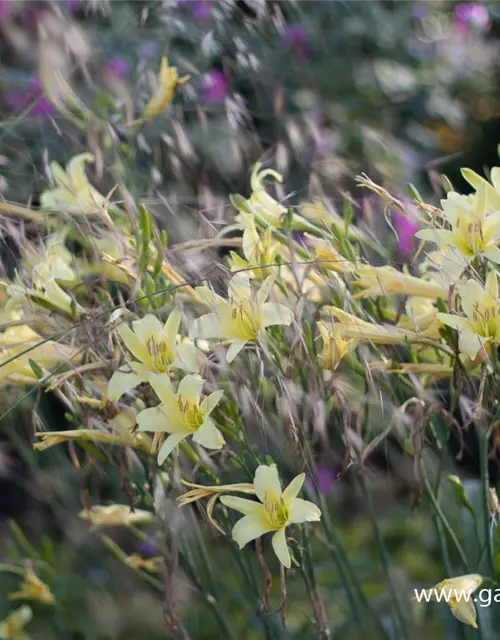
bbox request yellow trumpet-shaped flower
[220,464,321,568]
[137,373,225,464]
[0,323,76,384]
[0,606,32,640]
[9,570,55,606]
[316,320,355,371]
[398,297,440,339]
[303,233,354,274]
[40,153,106,216]
[437,271,500,359]
[108,311,205,401]
[228,214,279,278]
[232,164,287,228]
[191,273,293,362]
[416,186,500,263]
[25,232,76,288]
[462,165,500,212]
[353,265,447,300]
[322,307,420,344]
[79,504,155,529]
[420,249,468,291]
[414,574,483,628]
[6,277,83,318]
[142,57,190,121]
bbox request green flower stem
[313,486,390,638]
[358,475,409,640]
[433,518,470,640]
[129,524,238,639]
[8,521,42,562]
[479,427,495,579]
[100,534,163,591]
[179,442,218,482]
[422,463,469,571]
[0,563,26,576]
[300,526,330,639]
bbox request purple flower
[3,76,56,119]
[200,70,228,103]
[394,210,419,256]
[137,533,159,559]
[106,56,130,80]
[283,25,311,59]
[64,0,81,13]
[412,5,428,20]
[305,465,336,497]
[178,0,212,21]
[454,3,490,33]
[0,0,12,21]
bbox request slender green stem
[422,464,469,571]
[300,527,330,639]
[358,476,409,640]
[479,430,495,579]
[316,490,391,639]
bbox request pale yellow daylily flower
[437,271,500,359]
[40,153,106,215]
[108,311,205,401]
[34,426,152,456]
[398,297,440,339]
[232,164,287,228]
[415,574,483,628]
[300,199,373,245]
[303,233,354,274]
[353,265,447,300]
[420,249,468,292]
[462,166,500,212]
[220,464,321,569]
[416,186,500,263]
[142,57,190,121]
[228,214,279,278]
[316,320,355,371]
[0,606,32,640]
[137,373,224,464]
[0,323,76,384]
[6,277,83,318]
[191,273,293,362]
[25,232,76,287]
[322,307,420,344]
[9,570,55,606]
[79,504,155,529]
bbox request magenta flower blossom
[305,465,336,497]
[201,70,228,103]
[3,76,56,118]
[0,0,12,21]
[65,0,81,13]
[178,0,212,21]
[454,3,490,34]
[394,210,420,256]
[106,56,130,80]
[283,25,311,59]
